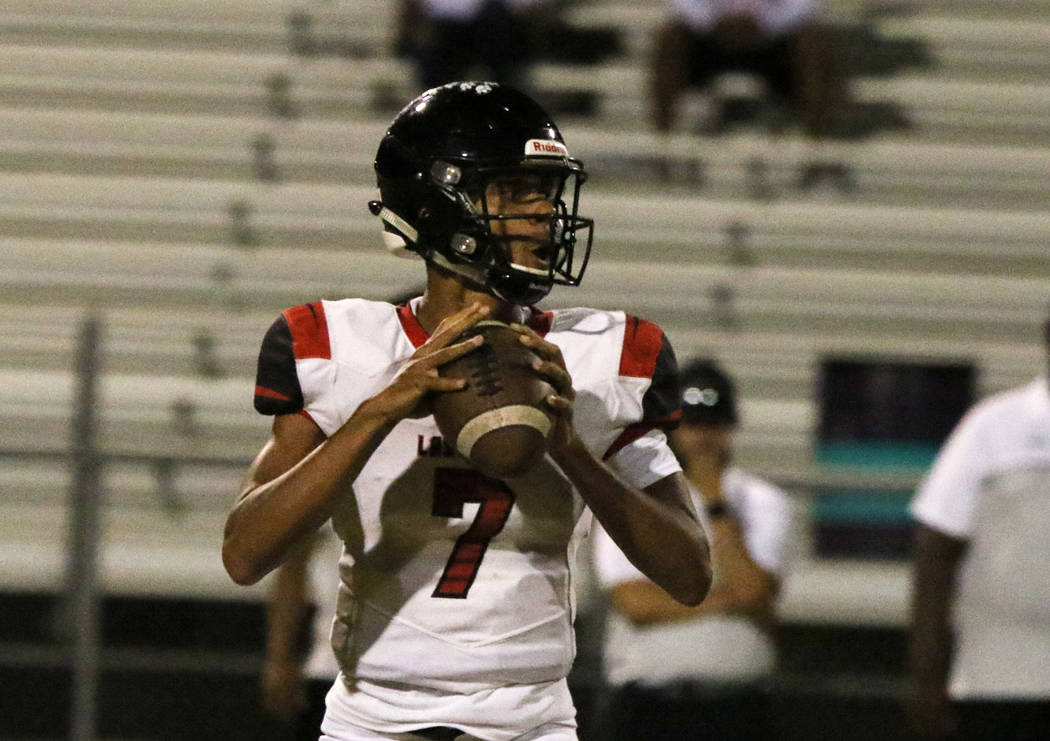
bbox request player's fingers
[418,334,483,368]
[510,322,564,365]
[408,365,468,393]
[427,302,490,348]
[531,357,573,396]
[545,393,573,413]
[429,376,470,392]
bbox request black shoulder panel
[642,328,681,430]
[253,314,304,416]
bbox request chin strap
[430,252,490,292]
[371,201,421,259]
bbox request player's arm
[513,322,710,605]
[610,519,777,627]
[908,523,966,740]
[222,407,390,585]
[222,303,488,586]
[684,454,779,620]
[560,460,710,606]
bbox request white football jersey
[254,297,682,733]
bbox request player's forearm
[553,441,711,604]
[223,405,396,585]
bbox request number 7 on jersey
[431,468,516,598]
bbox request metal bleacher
[2,0,1050,627]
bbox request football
[433,320,554,479]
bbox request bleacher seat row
[2,0,1050,624]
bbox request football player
[222,81,711,741]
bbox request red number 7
[431,468,516,599]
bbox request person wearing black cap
[591,358,795,741]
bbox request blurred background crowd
[2,0,1049,739]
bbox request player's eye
[489,174,562,203]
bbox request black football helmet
[370,81,594,305]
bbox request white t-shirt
[911,377,1050,699]
[668,0,819,38]
[593,467,794,687]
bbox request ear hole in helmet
[451,234,478,256]
[430,161,462,185]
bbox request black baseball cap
[679,359,738,426]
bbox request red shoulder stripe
[528,308,553,337]
[603,422,657,460]
[397,303,429,348]
[602,409,682,460]
[619,316,663,379]
[283,302,330,360]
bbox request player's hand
[370,302,489,422]
[509,323,578,457]
[261,657,306,722]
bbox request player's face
[482,173,560,271]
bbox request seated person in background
[397,0,550,92]
[592,358,795,741]
[650,0,840,139]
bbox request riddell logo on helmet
[525,139,569,157]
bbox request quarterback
[222,81,711,741]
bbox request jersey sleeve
[253,302,331,417]
[608,428,683,491]
[604,315,682,459]
[910,402,990,539]
[254,314,304,416]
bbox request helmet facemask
[427,159,593,305]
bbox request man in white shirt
[909,326,1050,740]
[592,358,794,740]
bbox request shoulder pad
[253,301,330,415]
